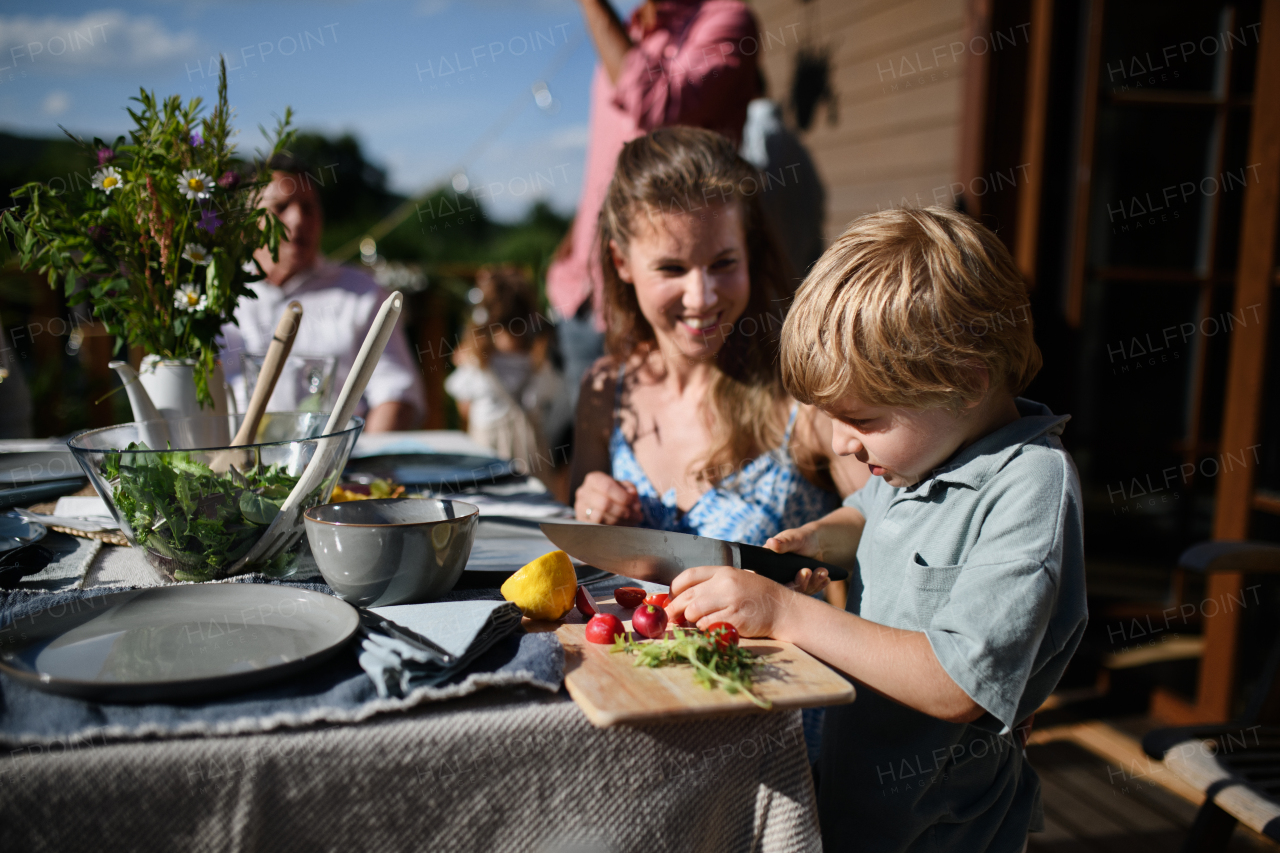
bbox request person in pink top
[550,0,760,406]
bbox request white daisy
[174,283,207,313]
[178,169,212,200]
[92,167,123,194]
[182,243,211,265]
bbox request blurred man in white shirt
[219,157,425,432]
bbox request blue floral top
[608,366,840,545]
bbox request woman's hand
[574,471,643,525]
[787,567,830,596]
[668,565,805,638]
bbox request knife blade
[537,522,848,585]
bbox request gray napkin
[358,599,524,698]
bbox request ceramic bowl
[303,498,478,607]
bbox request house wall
[750,0,969,239]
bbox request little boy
[668,206,1087,852]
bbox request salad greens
[103,442,302,581]
[613,628,771,709]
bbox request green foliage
[0,132,93,207]
[0,59,295,405]
[105,443,301,581]
[613,628,771,709]
[284,131,399,234]
[273,134,571,300]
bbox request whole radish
[632,603,668,639]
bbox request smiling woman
[569,127,867,550]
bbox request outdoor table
[2,689,818,852]
[0,431,824,852]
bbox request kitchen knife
[537,521,849,585]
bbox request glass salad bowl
[68,413,363,582]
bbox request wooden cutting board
[554,609,856,728]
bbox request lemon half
[501,549,576,620]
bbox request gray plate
[0,447,81,488]
[0,512,47,553]
[343,453,518,489]
[0,585,359,702]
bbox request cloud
[414,0,451,17]
[0,10,203,73]
[546,123,588,150]
[41,89,70,115]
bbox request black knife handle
[736,542,850,583]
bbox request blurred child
[445,266,567,478]
[668,207,1088,852]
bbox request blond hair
[781,206,1041,410]
[599,127,795,483]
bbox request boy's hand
[668,565,802,638]
[574,472,642,525]
[764,523,821,559]
[764,524,829,594]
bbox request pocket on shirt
[907,553,964,618]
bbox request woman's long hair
[598,126,796,484]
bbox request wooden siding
[751,0,968,238]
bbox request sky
[0,0,640,221]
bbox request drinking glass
[241,353,337,414]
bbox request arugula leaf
[102,441,304,577]
[239,491,283,525]
[613,628,771,709]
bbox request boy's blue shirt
[820,398,1087,852]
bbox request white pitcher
[108,357,235,446]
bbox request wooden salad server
[231,300,303,446]
[228,291,404,574]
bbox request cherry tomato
[575,585,598,618]
[585,613,626,644]
[643,592,670,608]
[705,622,740,650]
[614,587,646,608]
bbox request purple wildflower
[190,132,204,147]
[96,148,115,166]
[196,207,223,234]
[217,170,241,190]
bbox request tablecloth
[1,693,819,853]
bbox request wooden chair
[1142,541,1280,851]
[1152,541,1280,723]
